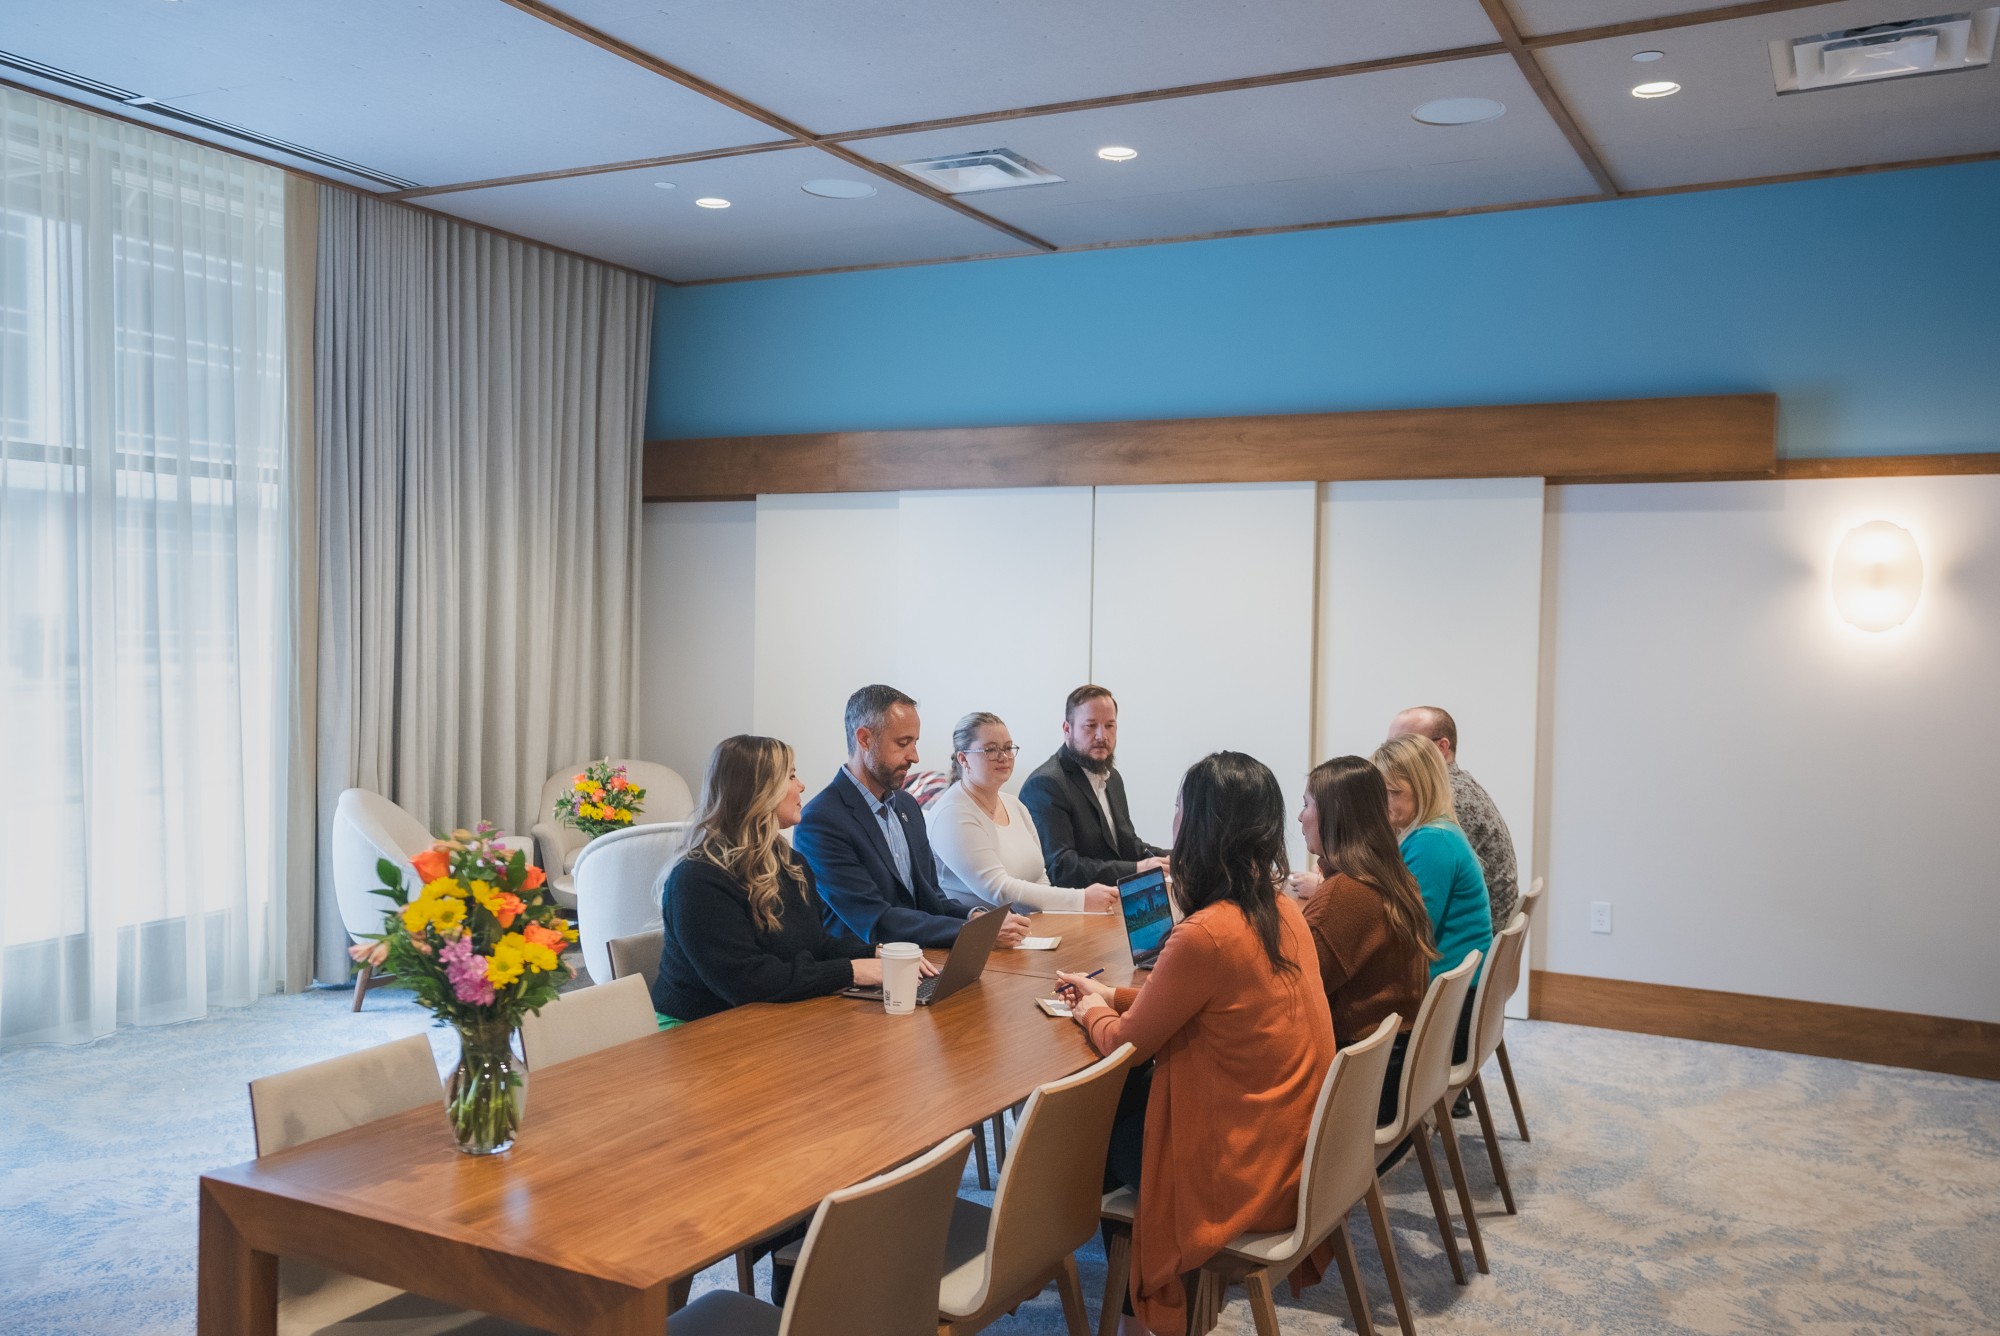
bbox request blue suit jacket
[793,769,973,948]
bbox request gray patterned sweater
[1449,764,1519,928]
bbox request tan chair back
[606,927,665,989]
[1379,950,1480,1145]
[249,1033,441,1157]
[518,975,657,1070]
[1463,916,1529,1082]
[1292,1014,1401,1253]
[780,1131,975,1336]
[974,1045,1135,1309]
[1517,876,1544,924]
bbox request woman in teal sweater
[1375,733,1493,1064]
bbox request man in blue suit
[795,684,1031,950]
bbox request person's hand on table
[992,911,1034,948]
[1082,883,1119,913]
[873,946,942,978]
[1136,856,1169,875]
[851,957,883,987]
[1054,969,1117,1026]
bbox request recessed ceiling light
[1632,80,1682,97]
[801,178,877,199]
[1411,97,1506,125]
[1097,146,1138,162]
[1632,50,1665,62]
[652,181,677,190]
[694,197,731,209]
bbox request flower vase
[448,1018,525,1155]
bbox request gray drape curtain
[312,188,652,982]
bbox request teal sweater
[1401,820,1494,982]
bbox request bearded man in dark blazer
[1018,684,1170,888]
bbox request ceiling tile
[1542,0,2000,191]
[558,0,1504,132]
[1511,0,1762,40]
[417,147,1035,281]
[3,0,778,187]
[849,55,1604,247]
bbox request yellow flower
[485,932,528,987]
[467,880,499,912]
[520,940,559,973]
[401,895,466,935]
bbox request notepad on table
[1011,935,1062,951]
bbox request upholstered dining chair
[1376,951,1486,1286]
[572,821,685,985]
[605,927,665,990]
[1493,876,1544,1142]
[248,1034,545,1335]
[517,975,657,1071]
[667,1131,974,1336]
[1098,1019,1403,1336]
[1447,915,1532,1214]
[531,761,695,909]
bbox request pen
[1084,968,1105,979]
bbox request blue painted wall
[648,161,2000,459]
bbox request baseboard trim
[1529,970,1999,1082]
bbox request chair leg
[351,963,372,1012]
[971,1123,992,1191]
[1495,1039,1530,1142]
[1434,1099,1490,1276]
[1054,1253,1090,1336]
[1364,1179,1416,1336]
[1469,1075,1517,1214]
[1410,1121,1468,1286]
[667,1276,692,1312]
[1329,1220,1376,1336]
[1243,1269,1283,1336]
[990,1113,1008,1173]
[734,1247,756,1294]
[1098,1226,1131,1336]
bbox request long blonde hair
[682,735,801,934]
[1372,733,1457,831]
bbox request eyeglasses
[965,745,1022,758]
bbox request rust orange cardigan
[1080,896,1335,1336]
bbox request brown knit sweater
[1300,872,1426,1046]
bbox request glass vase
[447,1018,525,1155]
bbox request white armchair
[531,760,694,909]
[574,821,687,987]
[330,787,530,1012]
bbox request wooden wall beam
[644,393,1776,500]
[1532,970,2000,1081]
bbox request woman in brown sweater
[1056,752,1334,1336]
[1294,754,1438,1124]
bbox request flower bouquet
[356,822,576,1154]
[553,759,647,838]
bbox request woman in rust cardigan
[1295,754,1438,1123]
[1056,751,1335,1336]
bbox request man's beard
[863,754,910,792]
[1067,740,1115,776]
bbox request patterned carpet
[4,985,1996,1336]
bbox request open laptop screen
[1117,868,1173,966]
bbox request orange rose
[521,864,547,890]
[411,847,450,885]
[491,892,526,928]
[524,921,566,952]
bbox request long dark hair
[1306,756,1439,964]
[1171,751,1296,977]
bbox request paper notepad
[1011,935,1063,951]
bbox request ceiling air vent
[894,148,1064,194]
[1770,9,1998,93]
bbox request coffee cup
[879,942,924,1014]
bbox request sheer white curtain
[0,88,291,1045]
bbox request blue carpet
[4,988,1996,1334]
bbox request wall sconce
[1831,520,1924,631]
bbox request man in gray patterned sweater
[1390,706,1519,929]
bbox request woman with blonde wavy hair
[652,735,888,1023]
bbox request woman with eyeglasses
[926,711,1120,913]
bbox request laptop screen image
[1117,868,1173,966]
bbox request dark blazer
[1018,747,1169,887]
[652,855,874,1023]
[793,768,973,948]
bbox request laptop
[1116,867,1175,968]
[841,900,1008,1007]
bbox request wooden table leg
[197,1181,276,1336]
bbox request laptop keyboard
[916,976,941,1003]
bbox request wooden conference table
[197,912,1140,1335]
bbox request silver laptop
[841,903,1007,1007]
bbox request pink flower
[441,933,496,1007]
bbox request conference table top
[197,911,1139,1335]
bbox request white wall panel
[638,502,755,787]
[1090,483,1318,865]
[1545,475,2000,1024]
[894,489,1095,788]
[752,493,901,789]
[1317,479,1545,1016]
